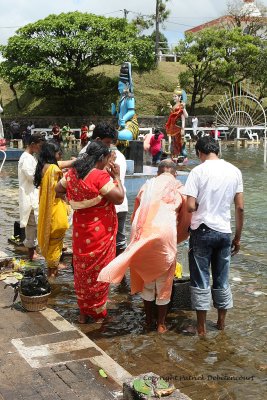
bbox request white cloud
[0,0,266,46]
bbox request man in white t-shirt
[79,122,128,255]
[18,133,45,260]
[88,122,96,139]
[191,116,198,137]
[184,136,244,336]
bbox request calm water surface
[0,145,266,400]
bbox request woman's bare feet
[95,317,106,324]
[48,267,58,278]
[157,324,167,334]
[28,248,43,261]
[78,314,88,324]
[58,262,67,270]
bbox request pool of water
[0,145,266,400]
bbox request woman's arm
[55,179,67,200]
[102,162,124,205]
[103,180,125,205]
[58,158,76,170]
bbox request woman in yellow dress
[34,141,74,278]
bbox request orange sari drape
[98,173,191,301]
[165,105,184,155]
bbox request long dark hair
[73,141,111,179]
[34,140,62,187]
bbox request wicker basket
[170,277,192,311]
[19,291,51,312]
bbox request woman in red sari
[56,141,124,323]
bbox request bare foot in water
[216,322,225,331]
[157,324,168,334]
[197,330,206,337]
[216,310,227,331]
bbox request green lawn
[1,62,263,117]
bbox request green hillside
[0,62,240,117]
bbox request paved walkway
[0,282,130,400]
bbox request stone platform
[0,283,192,400]
[0,282,128,400]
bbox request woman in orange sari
[56,141,124,323]
[98,159,191,333]
[34,141,74,278]
[165,84,188,156]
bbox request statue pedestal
[126,141,143,173]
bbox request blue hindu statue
[111,62,139,141]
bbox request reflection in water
[0,146,266,400]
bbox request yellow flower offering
[174,262,183,278]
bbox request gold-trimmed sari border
[99,180,116,196]
[69,195,103,210]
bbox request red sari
[63,168,117,319]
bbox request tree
[0,12,154,113]
[226,0,267,38]
[150,31,169,52]
[250,42,267,101]
[154,1,170,62]
[176,27,261,113]
[132,1,170,62]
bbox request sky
[0,0,266,48]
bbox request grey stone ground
[0,282,125,400]
[0,279,192,400]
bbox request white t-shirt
[184,159,243,233]
[18,152,39,227]
[88,124,95,138]
[79,145,128,213]
[113,149,128,213]
[192,117,198,131]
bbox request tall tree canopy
[0,12,154,113]
[176,27,262,113]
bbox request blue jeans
[189,224,233,311]
[152,151,162,164]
